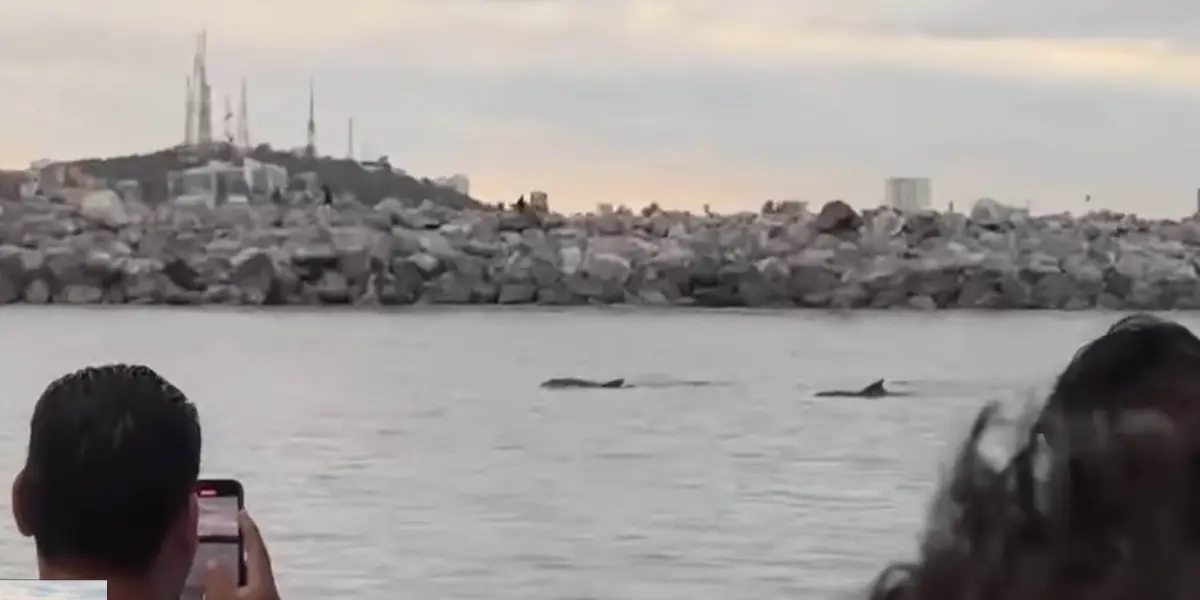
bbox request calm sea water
[0,307,1184,600]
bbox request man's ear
[12,469,32,538]
[167,490,199,556]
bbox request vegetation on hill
[44,143,481,208]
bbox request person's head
[869,314,1200,599]
[1045,313,1200,438]
[12,364,202,594]
[869,404,1199,600]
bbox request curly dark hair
[869,314,1200,600]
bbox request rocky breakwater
[2,194,1200,309]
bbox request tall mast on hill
[304,79,316,157]
[237,80,250,150]
[183,75,195,147]
[223,94,234,144]
[194,30,213,148]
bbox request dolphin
[815,379,909,398]
[540,377,628,389]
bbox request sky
[0,580,106,600]
[2,0,1200,216]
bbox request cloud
[6,0,1199,87]
[0,0,1199,216]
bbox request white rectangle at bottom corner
[0,579,106,599]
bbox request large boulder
[230,248,281,305]
[970,198,1025,228]
[814,200,862,234]
[79,190,130,228]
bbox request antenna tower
[184,75,195,147]
[305,79,316,157]
[223,94,234,144]
[236,80,250,150]
[347,118,355,159]
[195,30,213,148]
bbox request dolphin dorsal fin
[860,379,885,395]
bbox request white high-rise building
[885,177,932,212]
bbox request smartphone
[181,479,245,600]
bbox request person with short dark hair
[11,364,280,600]
[868,314,1200,599]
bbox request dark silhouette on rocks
[815,199,861,234]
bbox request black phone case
[196,479,246,586]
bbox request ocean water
[0,307,1182,599]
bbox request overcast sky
[2,0,1200,215]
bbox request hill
[51,143,481,208]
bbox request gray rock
[498,282,538,304]
[314,271,351,304]
[23,279,50,304]
[79,190,131,229]
[59,284,103,304]
[0,195,1199,309]
[971,198,1025,228]
[230,248,279,305]
[815,200,862,234]
[424,271,474,303]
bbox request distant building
[433,173,470,195]
[360,156,397,174]
[167,158,284,207]
[528,190,549,213]
[242,158,288,195]
[885,177,932,212]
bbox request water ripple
[0,308,1159,599]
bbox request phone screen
[181,481,243,600]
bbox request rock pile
[1,194,1199,309]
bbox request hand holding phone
[203,511,281,600]
[182,479,245,600]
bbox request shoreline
[0,304,1185,317]
[1,194,1198,310]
